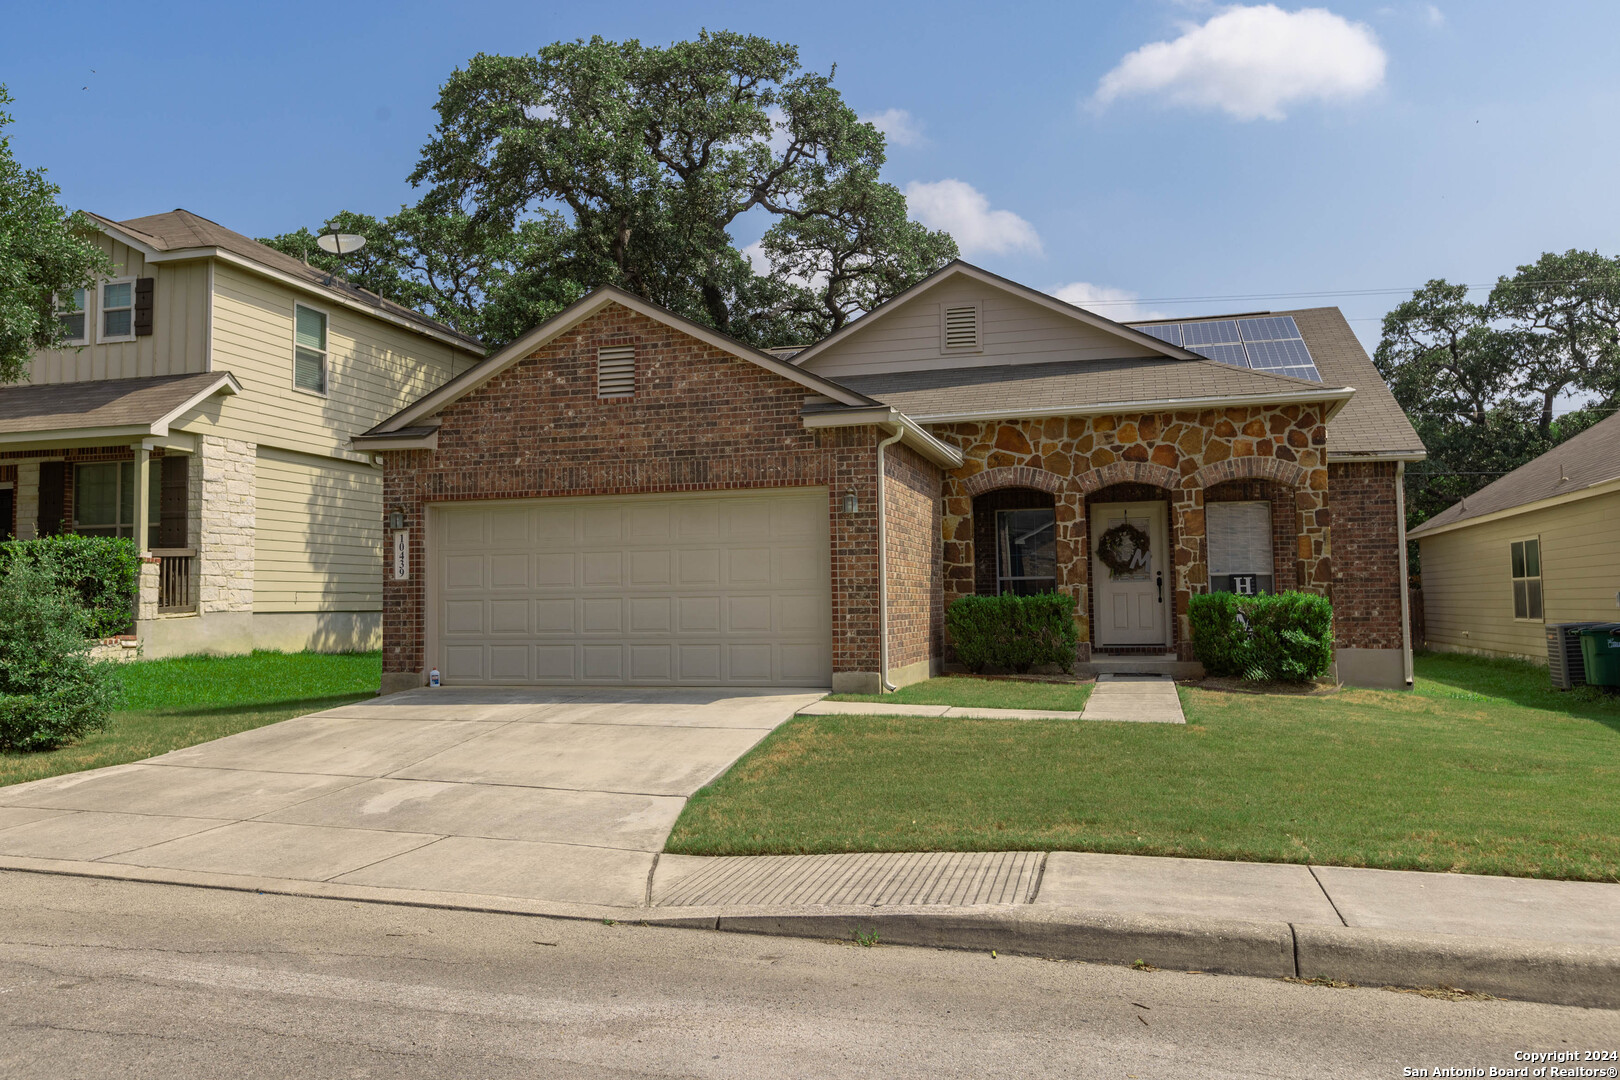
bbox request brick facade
[883,441,944,676]
[379,302,894,682]
[1328,461,1404,650]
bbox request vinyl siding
[253,448,382,613]
[1418,489,1620,661]
[800,277,1163,379]
[204,261,473,460]
[28,236,210,383]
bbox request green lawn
[828,675,1092,712]
[669,652,1620,881]
[0,651,381,789]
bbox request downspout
[876,422,906,693]
[1396,461,1415,687]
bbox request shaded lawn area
[669,652,1620,881]
[827,676,1092,712]
[0,651,381,789]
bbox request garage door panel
[434,489,830,686]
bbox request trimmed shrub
[946,592,1080,674]
[1188,590,1335,683]
[0,562,122,751]
[0,535,139,638]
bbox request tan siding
[801,277,1163,379]
[206,262,470,460]
[253,448,382,613]
[27,237,210,383]
[1419,489,1620,661]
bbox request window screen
[1207,501,1274,595]
[294,305,328,393]
[102,280,134,339]
[996,508,1056,595]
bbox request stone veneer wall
[933,405,1331,662]
[883,441,943,678]
[381,302,885,684]
[198,436,256,614]
[1327,461,1404,650]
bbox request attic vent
[943,305,980,350]
[597,345,636,398]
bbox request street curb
[2,857,1615,1009]
[1293,923,1620,1010]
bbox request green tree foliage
[1376,253,1619,531]
[263,32,957,349]
[0,86,110,384]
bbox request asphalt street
[0,870,1614,1079]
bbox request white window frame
[72,461,159,539]
[1510,536,1543,622]
[995,506,1057,595]
[96,277,138,344]
[56,287,90,345]
[292,302,330,397]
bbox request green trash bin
[1576,624,1620,687]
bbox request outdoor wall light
[842,492,859,515]
[388,509,406,530]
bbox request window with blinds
[598,345,636,398]
[942,304,980,351]
[294,304,328,394]
[1207,501,1274,596]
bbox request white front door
[1092,501,1169,648]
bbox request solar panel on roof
[1192,343,1250,368]
[1237,316,1301,343]
[1126,314,1325,384]
[1181,320,1241,347]
[1134,323,1183,347]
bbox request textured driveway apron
[0,688,823,907]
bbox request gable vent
[597,345,636,398]
[943,305,980,350]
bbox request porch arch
[963,465,1066,497]
[1073,460,1180,496]
[1188,456,1308,490]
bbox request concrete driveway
[0,687,824,907]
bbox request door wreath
[1096,522,1152,579]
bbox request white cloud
[862,108,925,148]
[1424,4,1444,27]
[1093,5,1387,121]
[1048,281,1166,322]
[903,179,1042,257]
[741,239,828,291]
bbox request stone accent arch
[1188,455,1309,491]
[1074,459,1180,495]
[962,465,1066,497]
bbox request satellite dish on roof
[317,232,367,256]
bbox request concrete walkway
[0,687,823,908]
[1079,673,1185,723]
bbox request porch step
[1078,654,1204,680]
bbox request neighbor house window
[1207,501,1275,595]
[74,462,159,538]
[57,288,88,344]
[99,279,136,341]
[996,508,1056,595]
[1511,538,1542,620]
[294,304,328,393]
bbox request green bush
[0,562,122,751]
[1188,590,1335,683]
[0,534,139,638]
[946,592,1080,674]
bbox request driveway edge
[3,855,1615,1009]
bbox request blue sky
[4,0,1617,349]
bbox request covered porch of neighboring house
[0,374,242,647]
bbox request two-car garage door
[431,489,832,686]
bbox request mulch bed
[1191,676,1339,696]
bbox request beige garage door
[431,489,832,686]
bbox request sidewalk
[4,843,1616,1009]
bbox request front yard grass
[0,650,381,789]
[669,652,1620,881]
[827,675,1092,712]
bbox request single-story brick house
[359,262,1425,694]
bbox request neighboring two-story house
[0,210,484,657]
